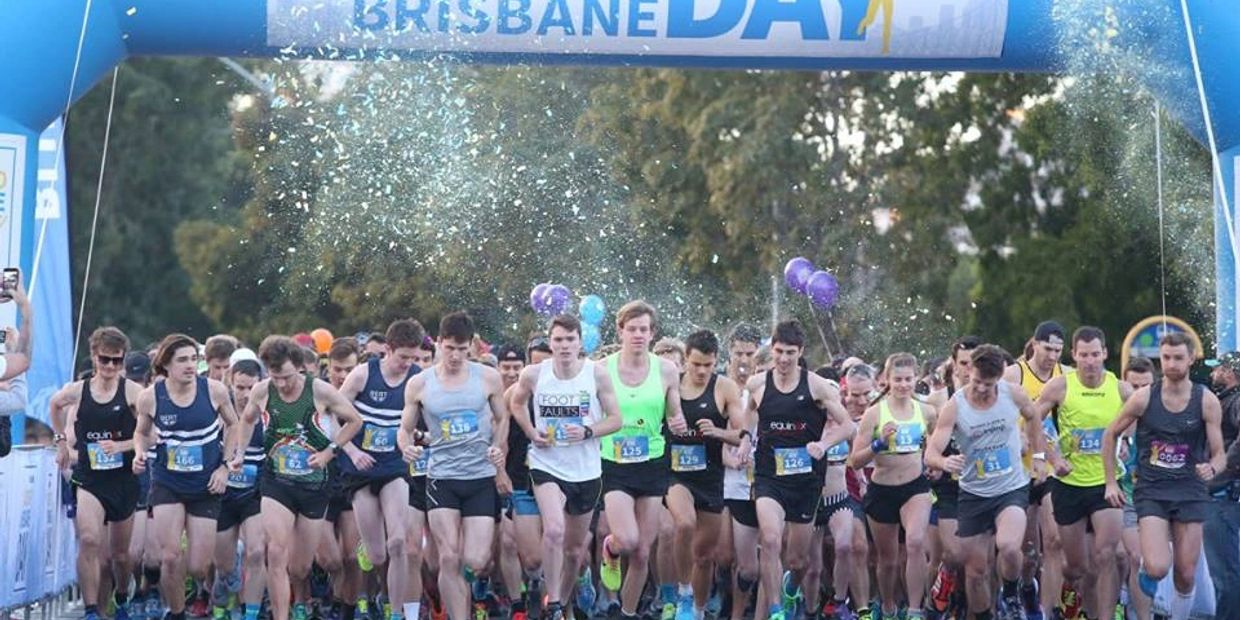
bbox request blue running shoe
[575,568,597,614]
[674,593,694,620]
[1138,568,1159,599]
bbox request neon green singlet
[1057,371,1123,487]
[602,353,666,463]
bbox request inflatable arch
[1,1,1239,393]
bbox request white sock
[1169,587,1194,620]
[678,583,692,596]
[403,602,419,620]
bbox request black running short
[754,474,822,524]
[408,475,429,512]
[1051,479,1116,526]
[149,481,221,520]
[863,475,931,525]
[74,476,140,524]
[217,491,262,532]
[816,491,864,527]
[261,475,329,520]
[726,499,758,529]
[426,477,499,518]
[957,484,1029,538]
[601,457,670,499]
[668,470,725,514]
[530,470,601,517]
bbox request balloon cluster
[784,257,840,309]
[529,284,606,354]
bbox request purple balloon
[531,283,551,313]
[806,271,840,309]
[545,284,572,315]
[784,257,815,294]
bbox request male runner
[338,319,427,620]
[399,311,510,620]
[748,319,854,620]
[212,360,267,620]
[663,330,746,620]
[1035,327,1132,620]
[595,301,689,620]
[1118,357,1155,620]
[235,336,365,620]
[133,334,241,620]
[926,344,1047,620]
[204,336,239,382]
[1103,332,1226,620]
[494,343,542,620]
[51,327,144,620]
[509,314,624,620]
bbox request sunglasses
[97,354,125,367]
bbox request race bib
[825,441,850,464]
[612,436,650,463]
[228,463,259,489]
[671,444,707,472]
[87,443,123,471]
[442,411,479,442]
[774,447,811,476]
[1150,440,1189,469]
[1042,416,1060,443]
[973,447,1013,478]
[166,445,204,473]
[409,449,429,477]
[546,417,583,447]
[892,424,923,453]
[273,443,314,476]
[1069,428,1104,455]
[361,424,397,453]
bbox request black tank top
[1135,382,1208,502]
[73,379,137,484]
[669,373,727,475]
[755,368,825,479]
[505,400,534,490]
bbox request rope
[1179,0,1239,347]
[71,67,120,363]
[27,0,96,298]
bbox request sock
[389,611,403,620]
[660,584,677,603]
[678,583,692,597]
[1002,579,1019,598]
[115,590,129,606]
[211,576,231,606]
[244,604,261,620]
[85,605,99,616]
[403,603,419,620]
[1169,587,1194,620]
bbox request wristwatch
[327,441,339,453]
[583,426,594,439]
[53,433,66,444]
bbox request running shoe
[600,536,622,592]
[998,593,1026,620]
[1058,584,1083,620]
[674,593,694,620]
[190,593,211,618]
[929,565,955,614]
[293,603,310,620]
[781,571,802,619]
[576,569,598,614]
[527,579,544,620]
[1137,568,1159,599]
[212,606,229,620]
[1022,579,1042,620]
[659,601,675,620]
[115,604,132,620]
[145,593,164,620]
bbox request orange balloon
[310,328,334,354]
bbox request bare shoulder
[1003,363,1022,384]
[716,374,740,396]
[807,371,840,400]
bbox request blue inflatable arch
[2,0,1239,353]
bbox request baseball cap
[124,351,151,381]
[527,336,551,354]
[229,347,259,367]
[1033,321,1066,343]
[493,344,526,364]
[1205,351,1240,371]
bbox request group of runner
[47,301,1229,620]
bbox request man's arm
[208,379,242,468]
[398,376,425,457]
[1103,387,1149,500]
[846,406,882,469]
[337,363,369,403]
[132,388,156,473]
[0,373,27,415]
[660,359,687,433]
[1,284,33,381]
[591,364,624,438]
[508,366,542,443]
[811,375,855,452]
[317,379,364,448]
[484,368,510,455]
[1201,390,1227,478]
[924,399,960,473]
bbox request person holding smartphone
[0,269,32,381]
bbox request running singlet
[602,353,666,464]
[755,368,825,480]
[874,399,926,454]
[1134,383,1208,502]
[153,377,223,493]
[530,359,602,482]
[422,363,495,480]
[340,358,420,479]
[952,381,1029,498]
[723,388,755,501]
[226,419,265,494]
[263,375,332,486]
[670,373,727,475]
[72,379,137,486]
[1057,371,1122,487]
[1018,360,1064,471]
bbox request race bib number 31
[1150,440,1189,469]
[974,448,1012,479]
[166,445,204,473]
[671,444,707,472]
[613,436,650,463]
[362,424,397,452]
[87,443,123,471]
[774,447,811,476]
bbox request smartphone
[0,268,18,302]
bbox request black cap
[1206,351,1240,372]
[124,351,151,381]
[493,344,525,363]
[1033,321,1066,343]
[527,336,551,354]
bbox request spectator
[1205,351,1240,619]
[1,280,33,381]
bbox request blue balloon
[545,284,572,315]
[806,271,840,309]
[530,283,550,313]
[784,257,814,294]
[582,322,602,354]
[579,294,606,325]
